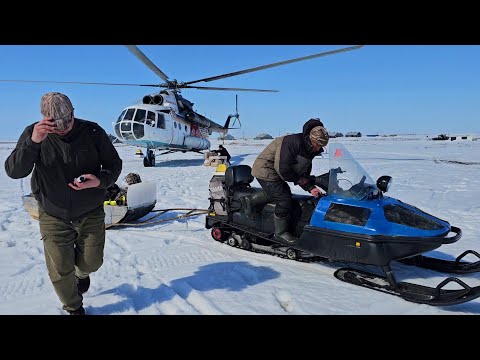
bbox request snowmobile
[205,143,480,306]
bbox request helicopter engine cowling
[184,136,210,150]
[143,95,154,104]
[153,95,163,105]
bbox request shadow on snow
[88,261,280,314]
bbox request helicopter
[0,45,364,167]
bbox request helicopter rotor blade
[183,85,277,92]
[183,45,364,86]
[125,45,170,83]
[0,79,163,87]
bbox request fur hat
[309,126,329,147]
[40,92,74,131]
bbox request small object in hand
[77,175,86,183]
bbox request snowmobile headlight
[377,176,392,193]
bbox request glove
[297,177,309,187]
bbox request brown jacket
[251,119,325,189]
[252,136,285,182]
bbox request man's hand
[31,118,57,143]
[68,174,101,191]
[310,187,322,198]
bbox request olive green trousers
[39,206,105,312]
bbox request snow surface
[1,136,480,315]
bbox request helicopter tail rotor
[233,94,241,128]
[223,94,241,130]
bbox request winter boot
[76,275,90,295]
[273,214,297,244]
[68,306,86,315]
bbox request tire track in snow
[166,280,222,315]
[0,275,45,300]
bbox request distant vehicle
[329,132,344,138]
[432,134,449,141]
[345,132,362,137]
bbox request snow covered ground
[1,135,480,315]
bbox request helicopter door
[171,120,184,146]
[146,111,156,136]
[179,122,187,146]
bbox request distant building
[218,134,235,140]
[328,131,344,138]
[254,133,273,140]
[345,132,362,138]
[449,135,473,141]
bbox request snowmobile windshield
[328,143,378,200]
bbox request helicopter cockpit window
[124,108,135,121]
[146,111,156,127]
[120,121,131,131]
[134,109,146,124]
[157,113,165,129]
[116,109,126,123]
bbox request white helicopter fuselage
[113,91,224,152]
[114,104,211,150]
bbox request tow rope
[107,208,209,228]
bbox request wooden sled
[203,151,228,167]
[22,182,157,228]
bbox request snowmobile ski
[399,250,480,274]
[334,268,480,306]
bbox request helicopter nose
[114,118,145,141]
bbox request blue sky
[0,45,479,140]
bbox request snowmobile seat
[226,165,270,214]
[225,165,254,189]
[225,165,269,203]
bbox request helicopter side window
[124,108,135,121]
[156,113,165,129]
[146,111,156,127]
[116,109,126,123]
[134,109,147,124]
[185,125,188,132]
[174,122,177,129]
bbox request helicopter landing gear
[143,149,155,167]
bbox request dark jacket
[5,118,122,221]
[251,119,324,191]
[216,147,231,162]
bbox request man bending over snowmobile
[251,118,329,244]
